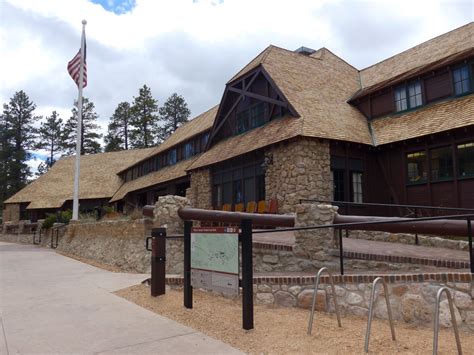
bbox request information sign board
[191,227,239,296]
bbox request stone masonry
[265,138,331,214]
[188,168,212,209]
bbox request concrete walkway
[0,242,241,354]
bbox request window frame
[452,64,472,96]
[406,150,428,185]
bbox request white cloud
[1,0,472,139]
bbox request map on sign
[191,228,239,274]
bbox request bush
[41,214,57,229]
[102,205,115,214]
[58,210,72,224]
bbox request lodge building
[3,23,473,223]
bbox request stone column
[293,203,338,266]
[153,195,191,234]
[188,169,212,210]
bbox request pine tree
[0,91,38,202]
[64,97,102,155]
[130,85,160,148]
[159,93,191,140]
[104,101,131,152]
[35,111,65,167]
[36,158,54,177]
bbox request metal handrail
[433,287,463,355]
[299,199,474,213]
[307,267,342,335]
[364,277,396,353]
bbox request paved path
[0,242,241,354]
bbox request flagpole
[72,19,87,221]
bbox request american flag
[67,38,87,88]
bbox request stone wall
[347,230,469,251]
[188,168,212,209]
[265,138,331,214]
[253,279,474,331]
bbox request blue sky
[89,0,136,14]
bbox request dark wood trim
[260,67,299,117]
[227,87,288,107]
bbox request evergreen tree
[0,91,38,204]
[63,97,102,155]
[130,85,160,148]
[36,158,54,177]
[104,101,131,151]
[35,111,65,166]
[159,93,191,140]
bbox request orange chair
[246,201,257,213]
[257,200,267,214]
[268,198,278,214]
[234,203,244,212]
[222,204,232,212]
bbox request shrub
[58,210,72,224]
[41,214,57,229]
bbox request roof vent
[295,46,316,56]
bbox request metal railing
[253,213,474,274]
[300,199,474,245]
[307,267,341,335]
[433,287,463,355]
[364,277,396,353]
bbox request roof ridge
[360,22,473,73]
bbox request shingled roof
[189,45,372,170]
[371,95,474,146]
[4,148,154,209]
[118,105,218,174]
[359,22,473,90]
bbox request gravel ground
[115,284,472,354]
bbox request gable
[208,65,299,148]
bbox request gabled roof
[4,148,154,209]
[118,105,218,174]
[110,157,195,202]
[359,22,473,90]
[370,94,474,146]
[189,45,372,170]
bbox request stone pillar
[188,168,212,210]
[3,203,20,223]
[293,203,338,264]
[265,138,331,214]
[153,195,191,234]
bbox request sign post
[183,220,254,330]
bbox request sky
[0,0,472,169]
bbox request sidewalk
[0,242,241,354]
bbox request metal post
[307,267,342,335]
[365,277,396,353]
[339,229,344,275]
[467,217,473,274]
[151,228,166,297]
[414,208,419,245]
[433,287,463,355]
[183,221,193,309]
[241,218,254,330]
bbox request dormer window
[394,86,407,112]
[184,141,194,159]
[408,81,422,108]
[236,102,266,134]
[168,149,177,165]
[453,65,471,95]
[395,81,422,112]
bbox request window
[394,86,407,112]
[332,170,345,201]
[453,66,471,95]
[168,149,177,165]
[201,132,209,150]
[406,151,427,183]
[250,102,265,128]
[184,141,194,159]
[352,172,363,203]
[458,142,474,177]
[430,146,453,181]
[236,109,249,134]
[408,81,422,108]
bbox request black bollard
[151,227,167,297]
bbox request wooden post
[184,221,193,308]
[151,228,166,297]
[241,219,254,330]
